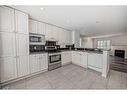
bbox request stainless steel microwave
[30,36,42,42]
[29,34,44,43]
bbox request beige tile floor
[1,64,127,89]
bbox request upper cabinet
[15,10,28,34]
[16,34,29,56]
[45,24,53,40]
[0,32,16,58]
[0,6,15,32]
[29,19,72,46]
[29,19,46,35]
[29,19,37,34]
[37,21,46,35]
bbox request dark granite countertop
[29,49,103,55]
[29,51,47,55]
[60,49,103,54]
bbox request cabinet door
[0,32,16,57]
[0,57,17,82]
[57,27,62,42]
[74,52,80,65]
[64,30,68,44]
[62,52,66,65]
[68,31,72,44]
[29,55,40,73]
[61,29,66,43]
[67,51,72,62]
[72,51,77,63]
[37,22,46,35]
[17,55,29,77]
[16,34,29,56]
[15,10,28,34]
[80,52,87,68]
[0,6,15,32]
[52,26,59,41]
[29,19,37,34]
[39,54,48,70]
[62,51,72,65]
[45,24,53,40]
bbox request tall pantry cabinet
[0,6,29,83]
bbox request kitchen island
[61,49,110,78]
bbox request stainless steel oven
[48,52,61,71]
[45,41,61,71]
[49,53,61,64]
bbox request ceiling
[10,6,127,36]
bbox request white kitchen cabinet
[67,31,72,44]
[64,30,72,44]
[80,52,87,68]
[39,54,48,70]
[29,19,46,35]
[61,29,66,43]
[17,55,29,77]
[87,53,103,72]
[29,54,48,74]
[37,21,46,35]
[16,34,29,56]
[45,24,53,40]
[0,32,16,58]
[72,51,80,65]
[29,19,37,34]
[72,51,87,68]
[29,55,40,74]
[52,26,60,41]
[72,51,77,63]
[0,6,15,32]
[62,51,72,65]
[0,57,17,82]
[15,10,28,34]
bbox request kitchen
[0,5,126,89]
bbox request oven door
[49,54,61,64]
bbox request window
[97,40,111,50]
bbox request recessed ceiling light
[40,7,44,10]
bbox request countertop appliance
[45,41,61,71]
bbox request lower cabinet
[17,55,30,77]
[29,53,48,74]
[0,57,17,82]
[80,52,88,68]
[62,51,72,65]
[39,54,48,70]
[29,55,40,74]
[72,51,87,68]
